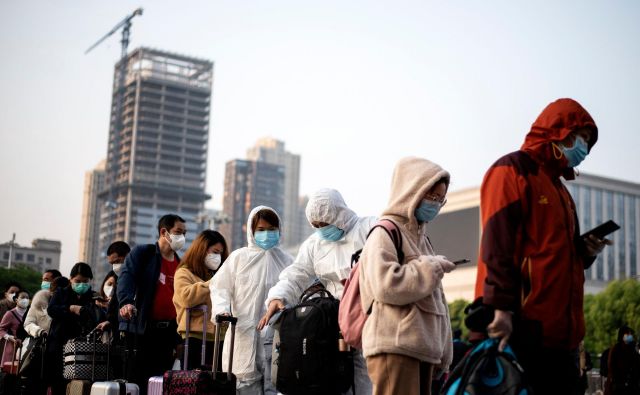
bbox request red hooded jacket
[474,98,598,350]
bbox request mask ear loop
[551,142,564,160]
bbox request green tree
[584,279,640,360]
[0,265,43,295]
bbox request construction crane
[85,8,143,57]
[85,8,143,252]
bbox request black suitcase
[211,314,237,395]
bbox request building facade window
[605,191,615,280]
[27,254,35,262]
[594,190,604,280]
[15,253,23,261]
[617,193,625,279]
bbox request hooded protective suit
[266,188,377,305]
[474,98,598,350]
[359,157,453,367]
[210,206,294,386]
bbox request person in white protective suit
[257,188,377,395]
[211,206,294,395]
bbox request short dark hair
[17,290,30,299]
[251,208,280,233]
[51,276,69,293]
[107,241,131,257]
[69,262,93,280]
[44,269,62,279]
[157,214,186,236]
[3,281,22,293]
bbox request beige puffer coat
[359,156,454,368]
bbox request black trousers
[513,344,580,395]
[182,337,223,371]
[124,320,179,395]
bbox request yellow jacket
[173,267,216,339]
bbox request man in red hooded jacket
[474,98,612,395]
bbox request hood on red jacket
[521,98,598,179]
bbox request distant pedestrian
[605,326,640,395]
[0,281,22,320]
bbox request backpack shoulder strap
[366,219,405,263]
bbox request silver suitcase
[90,380,139,395]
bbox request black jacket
[47,286,105,352]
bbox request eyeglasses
[424,194,447,206]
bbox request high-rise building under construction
[97,47,213,268]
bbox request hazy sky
[1,1,639,275]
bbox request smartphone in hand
[581,220,620,240]
[453,259,470,265]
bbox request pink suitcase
[147,375,163,395]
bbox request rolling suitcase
[0,338,22,395]
[90,330,140,394]
[89,380,139,395]
[163,305,213,394]
[146,376,163,395]
[66,330,110,395]
[66,379,92,395]
[210,314,237,395]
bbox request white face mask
[103,285,114,297]
[112,263,123,276]
[205,253,222,271]
[6,293,15,302]
[166,233,186,251]
[17,299,30,309]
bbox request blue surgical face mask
[316,224,345,242]
[624,334,635,344]
[560,136,588,168]
[72,282,91,295]
[415,199,441,223]
[41,281,51,290]
[254,230,280,250]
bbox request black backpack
[441,338,533,395]
[275,284,352,395]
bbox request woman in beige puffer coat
[359,156,456,395]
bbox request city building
[0,238,61,273]
[96,47,213,265]
[430,173,640,302]
[246,138,304,247]
[220,159,285,250]
[78,159,107,280]
[194,208,230,234]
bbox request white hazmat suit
[211,206,294,394]
[266,188,376,395]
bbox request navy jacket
[116,243,179,334]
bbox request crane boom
[85,8,143,55]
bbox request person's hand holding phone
[584,234,613,256]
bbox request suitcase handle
[2,337,22,375]
[212,313,237,377]
[184,304,208,369]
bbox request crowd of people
[0,97,637,395]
